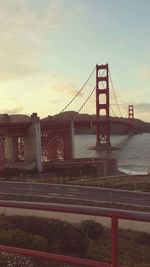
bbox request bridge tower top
[128,104,134,119]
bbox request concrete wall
[5,137,13,163]
[24,113,42,172]
[63,120,75,159]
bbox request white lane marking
[11,187,37,192]
[70,189,78,192]
[48,193,74,197]
[49,193,61,196]
[120,196,144,201]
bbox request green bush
[59,224,90,256]
[80,220,105,240]
[134,231,150,246]
[0,229,48,251]
[0,215,89,256]
[0,214,13,230]
[119,238,150,266]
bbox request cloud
[135,103,150,112]
[49,77,80,97]
[0,0,85,81]
[27,73,81,98]
[0,1,71,37]
[0,106,23,115]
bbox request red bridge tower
[128,104,134,119]
[128,104,135,134]
[96,64,111,149]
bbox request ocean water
[74,133,150,175]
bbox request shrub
[0,214,13,230]
[134,232,150,246]
[0,229,48,251]
[59,224,90,256]
[0,216,90,256]
[80,220,105,240]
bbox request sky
[0,0,150,121]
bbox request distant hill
[42,111,150,134]
[53,111,95,121]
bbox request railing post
[111,216,118,267]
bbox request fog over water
[75,134,150,175]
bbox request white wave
[118,167,148,175]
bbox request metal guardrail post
[112,216,118,267]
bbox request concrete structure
[44,158,117,178]
[2,113,42,172]
[0,113,117,175]
[0,113,42,172]
[24,113,42,172]
[0,113,75,173]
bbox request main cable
[60,66,96,113]
[77,87,96,113]
[110,104,117,117]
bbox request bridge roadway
[0,182,150,208]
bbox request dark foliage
[80,220,105,240]
[0,229,48,251]
[0,215,89,256]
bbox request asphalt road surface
[0,181,150,208]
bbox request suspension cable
[110,104,117,117]
[60,66,96,113]
[109,68,122,117]
[77,87,96,113]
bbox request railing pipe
[112,216,118,267]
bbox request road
[0,181,150,208]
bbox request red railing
[0,201,150,267]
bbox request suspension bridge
[0,63,135,171]
[57,63,135,147]
[0,65,148,267]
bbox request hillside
[42,111,150,134]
